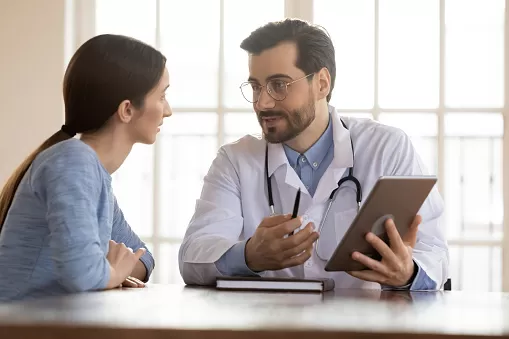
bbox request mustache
[258,111,286,118]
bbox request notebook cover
[216,276,335,292]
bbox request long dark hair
[0,34,166,231]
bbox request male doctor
[178,18,449,290]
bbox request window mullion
[374,0,380,121]
[502,0,509,292]
[285,0,313,21]
[438,0,445,199]
[217,0,225,148]
[151,0,162,283]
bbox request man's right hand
[245,214,319,272]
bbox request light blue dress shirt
[282,115,334,197]
[215,114,436,290]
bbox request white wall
[0,0,66,185]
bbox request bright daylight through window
[95,0,505,291]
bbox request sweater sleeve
[32,147,110,293]
[111,195,155,282]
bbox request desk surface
[0,284,508,339]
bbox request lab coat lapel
[312,108,354,203]
[267,142,310,215]
[265,107,354,212]
[267,142,306,191]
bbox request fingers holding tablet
[347,215,421,287]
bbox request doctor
[178,18,449,290]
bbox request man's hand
[245,214,319,272]
[347,215,422,287]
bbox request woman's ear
[117,100,133,123]
[316,67,331,101]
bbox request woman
[0,34,171,301]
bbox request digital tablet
[324,175,437,272]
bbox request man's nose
[255,88,276,111]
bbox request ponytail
[0,130,71,232]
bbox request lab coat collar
[266,140,305,195]
[266,142,289,177]
[310,105,354,202]
[329,104,354,170]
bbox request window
[314,0,505,291]
[94,0,506,290]
[95,0,283,284]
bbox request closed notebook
[216,276,335,292]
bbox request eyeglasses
[239,73,314,104]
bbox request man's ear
[117,100,133,123]
[316,67,331,101]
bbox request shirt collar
[283,114,333,170]
[266,104,351,177]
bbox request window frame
[70,0,509,291]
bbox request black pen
[290,188,301,236]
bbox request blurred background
[1,0,507,291]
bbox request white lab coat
[178,109,449,289]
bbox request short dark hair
[240,18,335,102]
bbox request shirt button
[301,157,306,163]
[312,162,318,168]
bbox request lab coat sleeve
[385,128,449,290]
[178,147,246,285]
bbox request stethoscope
[264,119,363,260]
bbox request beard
[257,99,316,144]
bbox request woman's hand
[121,276,145,288]
[106,240,146,289]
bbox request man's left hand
[347,215,422,287]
